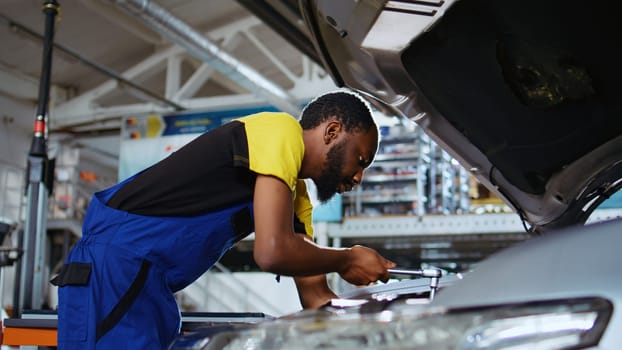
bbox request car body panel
[169,220,622,349]
[431,218,622,348]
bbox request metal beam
[110,0,302,116]
[326,213,529,238]
[50,13,334,130]
[0,13,183,114]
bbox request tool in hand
[388,268,442,300]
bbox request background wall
[0,95,34,224]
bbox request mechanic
[52,90,396,349]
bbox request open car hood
[295,0,622,232]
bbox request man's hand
[338,245,395,285]
[253,175,395,284]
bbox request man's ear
[323,120,342,145]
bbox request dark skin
[253,117,395,309]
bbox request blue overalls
[55,175,254,349]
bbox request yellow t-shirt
[106,111,314,239]
[238,112,314,238]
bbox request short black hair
[299,91,376,132]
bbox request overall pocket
[53,262,92,342]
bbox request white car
[169,0,622,348]
[170,218,621,349]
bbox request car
[168,0,622,348]
[169,218,621,349]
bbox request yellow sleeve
[242,112,304,191]
[294,180,314,239]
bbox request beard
[314,139,347,203]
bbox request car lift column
[15,0,60,319]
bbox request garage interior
[1,1,621,345]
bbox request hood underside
[299,0,622,231]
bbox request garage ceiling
[0,0,335,139]
[1,1,532,268]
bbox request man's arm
[294,274,337,309]
[293,235,338,309]
[253,174,395,285]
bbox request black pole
[16,0,60,318]
[11,227,23,318]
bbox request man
[53,90,395,349]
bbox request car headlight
[171,297,612,350]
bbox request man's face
[314,138,348,203]
[313,127,378,203]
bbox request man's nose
[352,168,364,184]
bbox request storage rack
[342,123,470,217]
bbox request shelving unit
[427,143,471,215]
[342,123,470,217]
